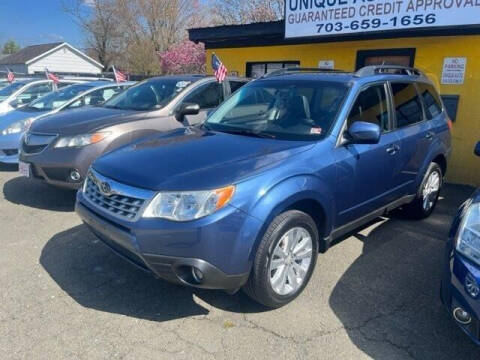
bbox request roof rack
[262,67,345,79]
[355,65,425,77]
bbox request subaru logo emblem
[99,181,112,196]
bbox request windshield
[0,82,25,101]
[27,84,93,111]
[205,80,350,141]
[104,78,192,111]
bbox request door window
[417,83,443,120]
[347,84,389,132]
[182,82,224,109]
[391,83,424,128]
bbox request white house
[0,42,104,75]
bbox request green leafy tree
[2,40,20,55]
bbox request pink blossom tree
[158,40,206,75]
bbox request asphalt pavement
[1,163,480,360]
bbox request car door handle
[425,132,434,140]
[386,144,400,155]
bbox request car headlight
[456,203,480,265]
[1,118,33,135]
[54,132,111,148]
[143,186,235,221]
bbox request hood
[29,107,139,135]
[0,108,50,130]
[93,127,314,191]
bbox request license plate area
[19,161,31,178]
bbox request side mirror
[475,141,480,157]
[346,121,381,144]
[176,103,200,122]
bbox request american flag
[6,68,14,83]
[45,68,59,84]
[212,54,227,83]
[112,65,127,83]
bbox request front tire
[402,162,443,219]
[243,210,319,308]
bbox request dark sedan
[441,141,480,344]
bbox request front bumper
[75,191,261,290]
[0,133,21,164]
[19,142,105,190]
[441,244,480,345]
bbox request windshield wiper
[220,128,276,139]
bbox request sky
[0,0,84,49]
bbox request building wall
[206,35,480,186]
[28,46,102,74]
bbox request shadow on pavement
[3,176,76,212]
[329,184,480,359]
[40,225,266,323]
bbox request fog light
[453,307,472,325]
[465,273,480,299]
[70,170,81,182]
[191,267,204,283]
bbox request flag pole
[112,65,117,83]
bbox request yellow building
[190,11,480,186]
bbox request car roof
[79,80,136,88]
[257,66,433,85]
[259,72,356,83]
[145,75,249,83]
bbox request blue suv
[76,66,451,308]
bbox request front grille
[1,149,18,156]
[83,169,154,222]
[22,133,57,154]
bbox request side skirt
[322,194,416,251]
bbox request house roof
[189,20,480,49]
[0,42,63,65]
[0,42,104,69]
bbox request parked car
[0,78,81,115]
[19,75,248,190]
[0,81,133,164]
[75,66,451,307]
[441,141,480,344]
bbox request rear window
[391,82,424,128]
[417,83,443,120]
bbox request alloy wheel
[269,227,313,296]
[422,170,441,212]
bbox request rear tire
[402,162,443,220]
[243,210,319,308]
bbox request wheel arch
[246,176,334,261]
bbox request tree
[61,0,123,71]
[158,40,205,74]
[2,40,20,55]
[210,0,284,25]
[116,0,196,53]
